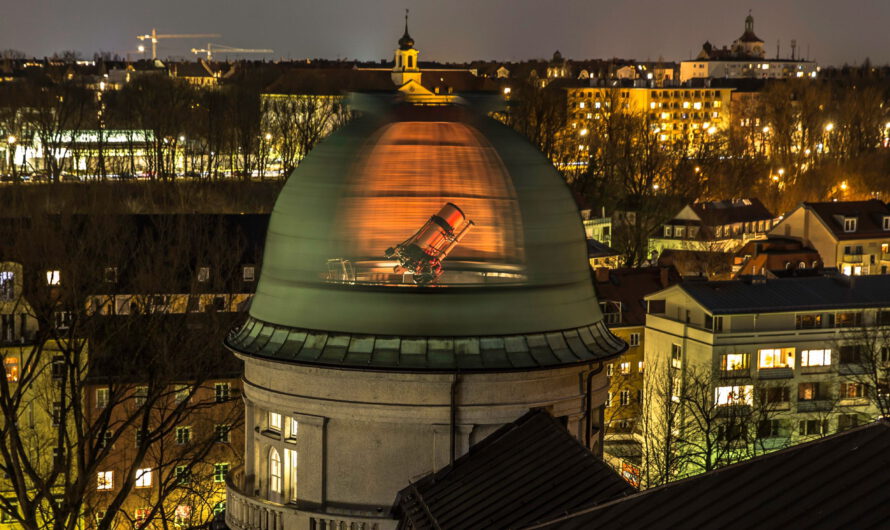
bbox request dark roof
[594,267,680,326]
[804,199,890,240]
[690,198,773,226]
[530,420,890,529]
[394,410,635,529]
[672,274,890,314]
[417,70,500,93]
[586,238,620,259]
[263,68,396,95]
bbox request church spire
[398,8,415,50]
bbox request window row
[97,462,229,491]
[40,265,257,286]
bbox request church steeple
[398,9,415,51]
[745,10,754,33]
[392,9,421,86]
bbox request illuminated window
[605,392,612,407]
[619,362,631,375]
[843,218,857,233]
[758,348,794,369]
[243,266,256,282]
[715,385,752,406]
[839,382,866,398]
[269,412,282,432]
[197,267,210,282]
[269,448,282,493]
[46,270,61,286]
[97,471,113,490]
[95,387,109,408]
[801,349,831,367]
[798,382,829,401]
[638,361,645,373]
[619,390,631,405]
[213,462,229,483]
[134,508,149,527]
[286,418,299,441]
[795,314,822,329]
[671,344,682,368]
[606,364,613,377]
[174,505,191,527]
[836,312,862,328]
[174,384,189,404]
[135,468,152,488]
[286,448,298,501]
[4,357,19,382]
[721,353,749,371]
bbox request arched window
[269,448,282,493]
[799,261,806,269]
[408,56,414,68]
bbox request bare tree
[0,214,250,529]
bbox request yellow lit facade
[565,87,734,143]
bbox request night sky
[1,0,887,66]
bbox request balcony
[226,471,396,530]
[881,253,890,262]
[797,400,833,412]
[841,253,863,264]
[839,397,869,407]
[839,363,867,376]
[757,367,794,380]
[718,369,750,379]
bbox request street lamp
[6,135,17,179]
[825,122,835,132]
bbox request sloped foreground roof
[394,410,635,529]
[532,420,890,529]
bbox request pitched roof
[689,198,773,226]
[594,267,680,326]
[804,199,890,240]
[394,410,635,529]
[529,420,890,529]
[670,274,890,314]
[263,68,395,95]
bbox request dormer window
[883,216,890,231]
[663,225,672,237]
[843,217,857,233]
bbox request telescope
[384,203,474,285]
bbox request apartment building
[565,85,733,144]
[770,200,890,276]
[595,267,681,483]
[643,274,889,473]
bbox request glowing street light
[179,135,186,142]
[762,126,770,134]
[825,122,835,132]
[264,133,273,141]
[503,87,511,95]
[707,126,717,135]
[778,168,785,176]
[840,181,848,191]
[579,128,589,136]
[652,183,660,191]
[138,45,146,53]
[7,135,16,145]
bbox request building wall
[679,60,818,82]
[643,286,882,482]
[230,354,609,527]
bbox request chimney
[595,267,610,283]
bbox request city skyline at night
[2,0,890,65]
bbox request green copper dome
[227,98,625,371]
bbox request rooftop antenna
[791,39,797,61]
[776,39,780,60]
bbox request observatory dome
[227,99,624,371]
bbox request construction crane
[136,29,222,60]
[191,43,274,60]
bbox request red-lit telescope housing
[384,202,474,285]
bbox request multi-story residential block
[770,199,890,276]
[643,274,889,479]
[594,266,680,483]
[649,198,776,259]
[565,85,733,144]
[680,13,818,82]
